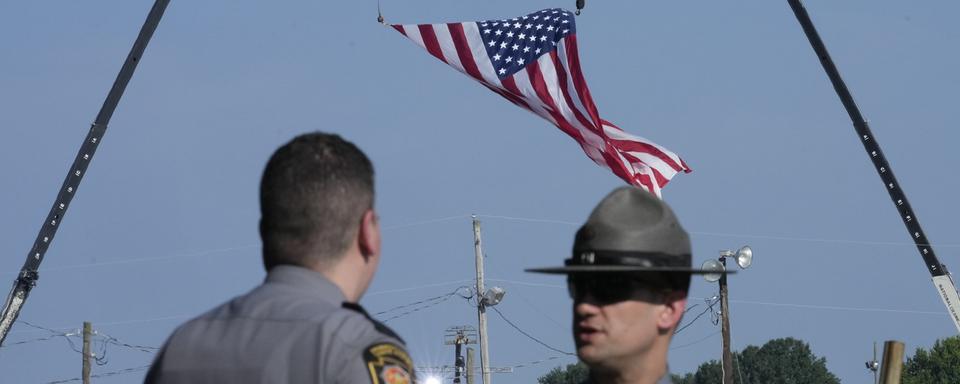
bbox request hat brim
[525,265,737,274]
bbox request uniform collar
[265,265,347,304]
[581,367,674,384]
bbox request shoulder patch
[364,342,416,384]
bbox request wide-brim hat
[526,186,731,275]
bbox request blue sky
[1,0,958,382]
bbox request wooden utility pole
[472,216,491,384]
[82,322,92,384]
[879,340,905,384]
[719,255,734,384]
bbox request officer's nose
[573,294,602,318]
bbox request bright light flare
[424,376,442,384]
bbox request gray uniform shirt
[145,265,414,384]
[582,367,674,384]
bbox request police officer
[146,132,415,384]
[527,187,725,384]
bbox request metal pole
[787,0,960,333]
[719,256,734,384]
[454,341,464,384]
[873,342,879,384]
[878,340,904,384]
[0,0,172,346]
[82,322,92,384]
[472,215,491,384]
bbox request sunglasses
[567,274,667,304]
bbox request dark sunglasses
[567,275,666,304]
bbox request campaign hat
[526,186,726,275]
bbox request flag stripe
[602,119,688,171]
[556,41,602,135]
[399,24,426,51]
[537,52,605,151]
[448,23,485,82]
[602,123,688,173]
[548,50,598,142]
[434,23,466,74]
[417,24,447,64]
[562,35,603,129]
[501,73,557,126]
[522,60,585,143]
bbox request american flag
[392,8,691,196]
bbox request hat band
[565,250,690,268]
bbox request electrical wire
[372,292,456,317]
[374,287,472,323]
[674,298,719,335]
[472,213,960,248]
[475,214,580,226]
[508,355,575,369]
[381,215,470,230]
[44,365,151,384]
[489,306,574,356]
[366,279,475,296]
[97,331,160,354]
[671,331,720,350]
[691,297,948,315]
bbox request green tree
[672,360,723,384]
[538,362,589,384]
[674,337,839,384]
[902,336,960,384]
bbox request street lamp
[701,246,752,384]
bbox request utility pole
[719,255,733,384]
[82,322,92,384]
[444,326,477,384]
[879,340,904,384]
[466,347,475,384]
[702,247,751,384]
[472,215,491,384]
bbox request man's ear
[657,292,688,331]
[358,209,381,261]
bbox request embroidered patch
[364,343,415,384]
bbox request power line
[508,355,576,370]
[490,306,574,356]
[674,298,719,335]
[381,215,471,230]
[373,287,470,317]
[98,331,160,354]
[476,214,580,226]
[470,213,960,249]
[695,297,948,315]
[1,245,259,276]
[367,279,475,296]
[45,364,151,384]
[375,288,472,323]
[671,331,720,350]
[485,278,563,289]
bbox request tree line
[538,336,960,384]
